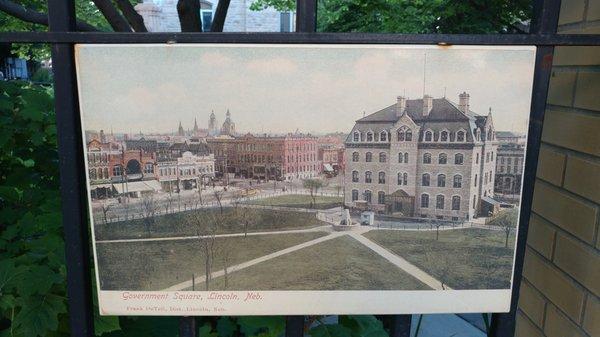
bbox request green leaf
[94,315,121,336]
[13,294,67,337]
[19,266,62,297]
[339,316,387,337]
[309,323,352,337]
[238,316,285,337]
[198,322,218,337]
[0,186,22,202]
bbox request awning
[90,183,113,190]
[323,164,334,172]
[481,196,501,206]
[114,180,161,194]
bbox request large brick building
[344,93,497,221]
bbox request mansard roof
[357,97,473,123]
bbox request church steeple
[177,121,185,136]
[193,117,199,133]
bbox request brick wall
[515,1,600,336]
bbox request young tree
[187,210,220,290]
[140,194,158,235]
[493,208,518,248]
[100,203,111,224]
[213,189,224,214]
[302,178,325,208]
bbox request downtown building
[494,131,526,201]
[344,93,498,221]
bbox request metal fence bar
[1,32,599,45]
[47,1,94,337]
[489,0,561,336]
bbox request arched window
[403,173,408,185]
[397,173,403,185]
[365,152,372,162]
[453,175,462,188]
[379,152,387,163]
[405,129,412,141]
[436,195,445,209]
[439,153,447,164]
[421,194,429,208]
[423,153,432,164]
[144,163,154,174]
[487,128,493,140]
[352,171,359,182]
[352,189,359,201]
[452,196,461,210]
[364,190,372,203]
[455,153,464,165]
[440,130,449,142]
[378,191,386,204]
[103,168,109,179]
[365,171,372,183]
[422,173,430,186]
[424,130,433,142]
[352,152,359,162]
[366,132,373,142]
[398,153,404,163]
[380,131,388,142]
[475,174,478,187]
[378,172,386,184]
[353,132,360,142]
[90,169,97,180]
[397,129,405,141]
[404,152,409,163]
[97,168,103,179]
[456,130,465,142]
[437,174,446,187]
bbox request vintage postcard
[75,44,536,315]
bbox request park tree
[187,210,220,290]
[140,194,158,235]
[492,208,518,248]
[302,178,325,208]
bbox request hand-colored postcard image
[75,44,535,315]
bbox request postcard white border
[74,44,536,316]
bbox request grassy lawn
[207,235,429,291]
[96,232,327,290]
[95,207,329,241]
[364,228,515,290]
[245,194,343,210]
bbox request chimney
[396,96,406,117]
[459,92,470,113]
[422,94,433,116]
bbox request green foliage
[251,0,531,33]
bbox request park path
[95,225,332,244]
[348,232,451,290]
[163,232,344,291]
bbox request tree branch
[210,0,230,32]
[92,0,132,32]
[177,0,202,32]
[114,0,148,32]
[0,0,98,31]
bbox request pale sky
[75,44,535,135]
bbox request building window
[365,171,372,183]
[437,174,446,187]
[436,195,445,209]
[379,152,387,163]
[352,189,359,201]
[366,152,372,162]
[378,172,385,184]
[352,152,359,162]
[455,153,464,165]
[380,131,387,142]
[201,9,213,32]
[353,132,360,142]
[440,130,448,142]
[378,191,386,204]
[89,169,97,180]
[486,152,490,163]
[453,175,462,188]
[421,194,429,208]
[144,163,153,174]
[397,172,403,185]
[112,165,122,176]
[364,190,372,203]
[422,173,430,186]
[103,168,109,178]
[452,196,461,210]
[423,153,431,164]
[484,172,488,184]
[366,132,373,142]
[404,152,409,163]
[491,152,494,161]
[403,172,408,185]
[352,171,359,182]
[424,130,433,141]
[456,130,465,142]
[397,129,405,141]
[507,157,512,165]
[406,130,412,141]
[439,153,447,164]
[280,11,293,32]
[473,195,477,209]
[398,153,404,163]
[475,174,478,187]
[476,153,479,164]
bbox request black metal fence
[1,1,598,337]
